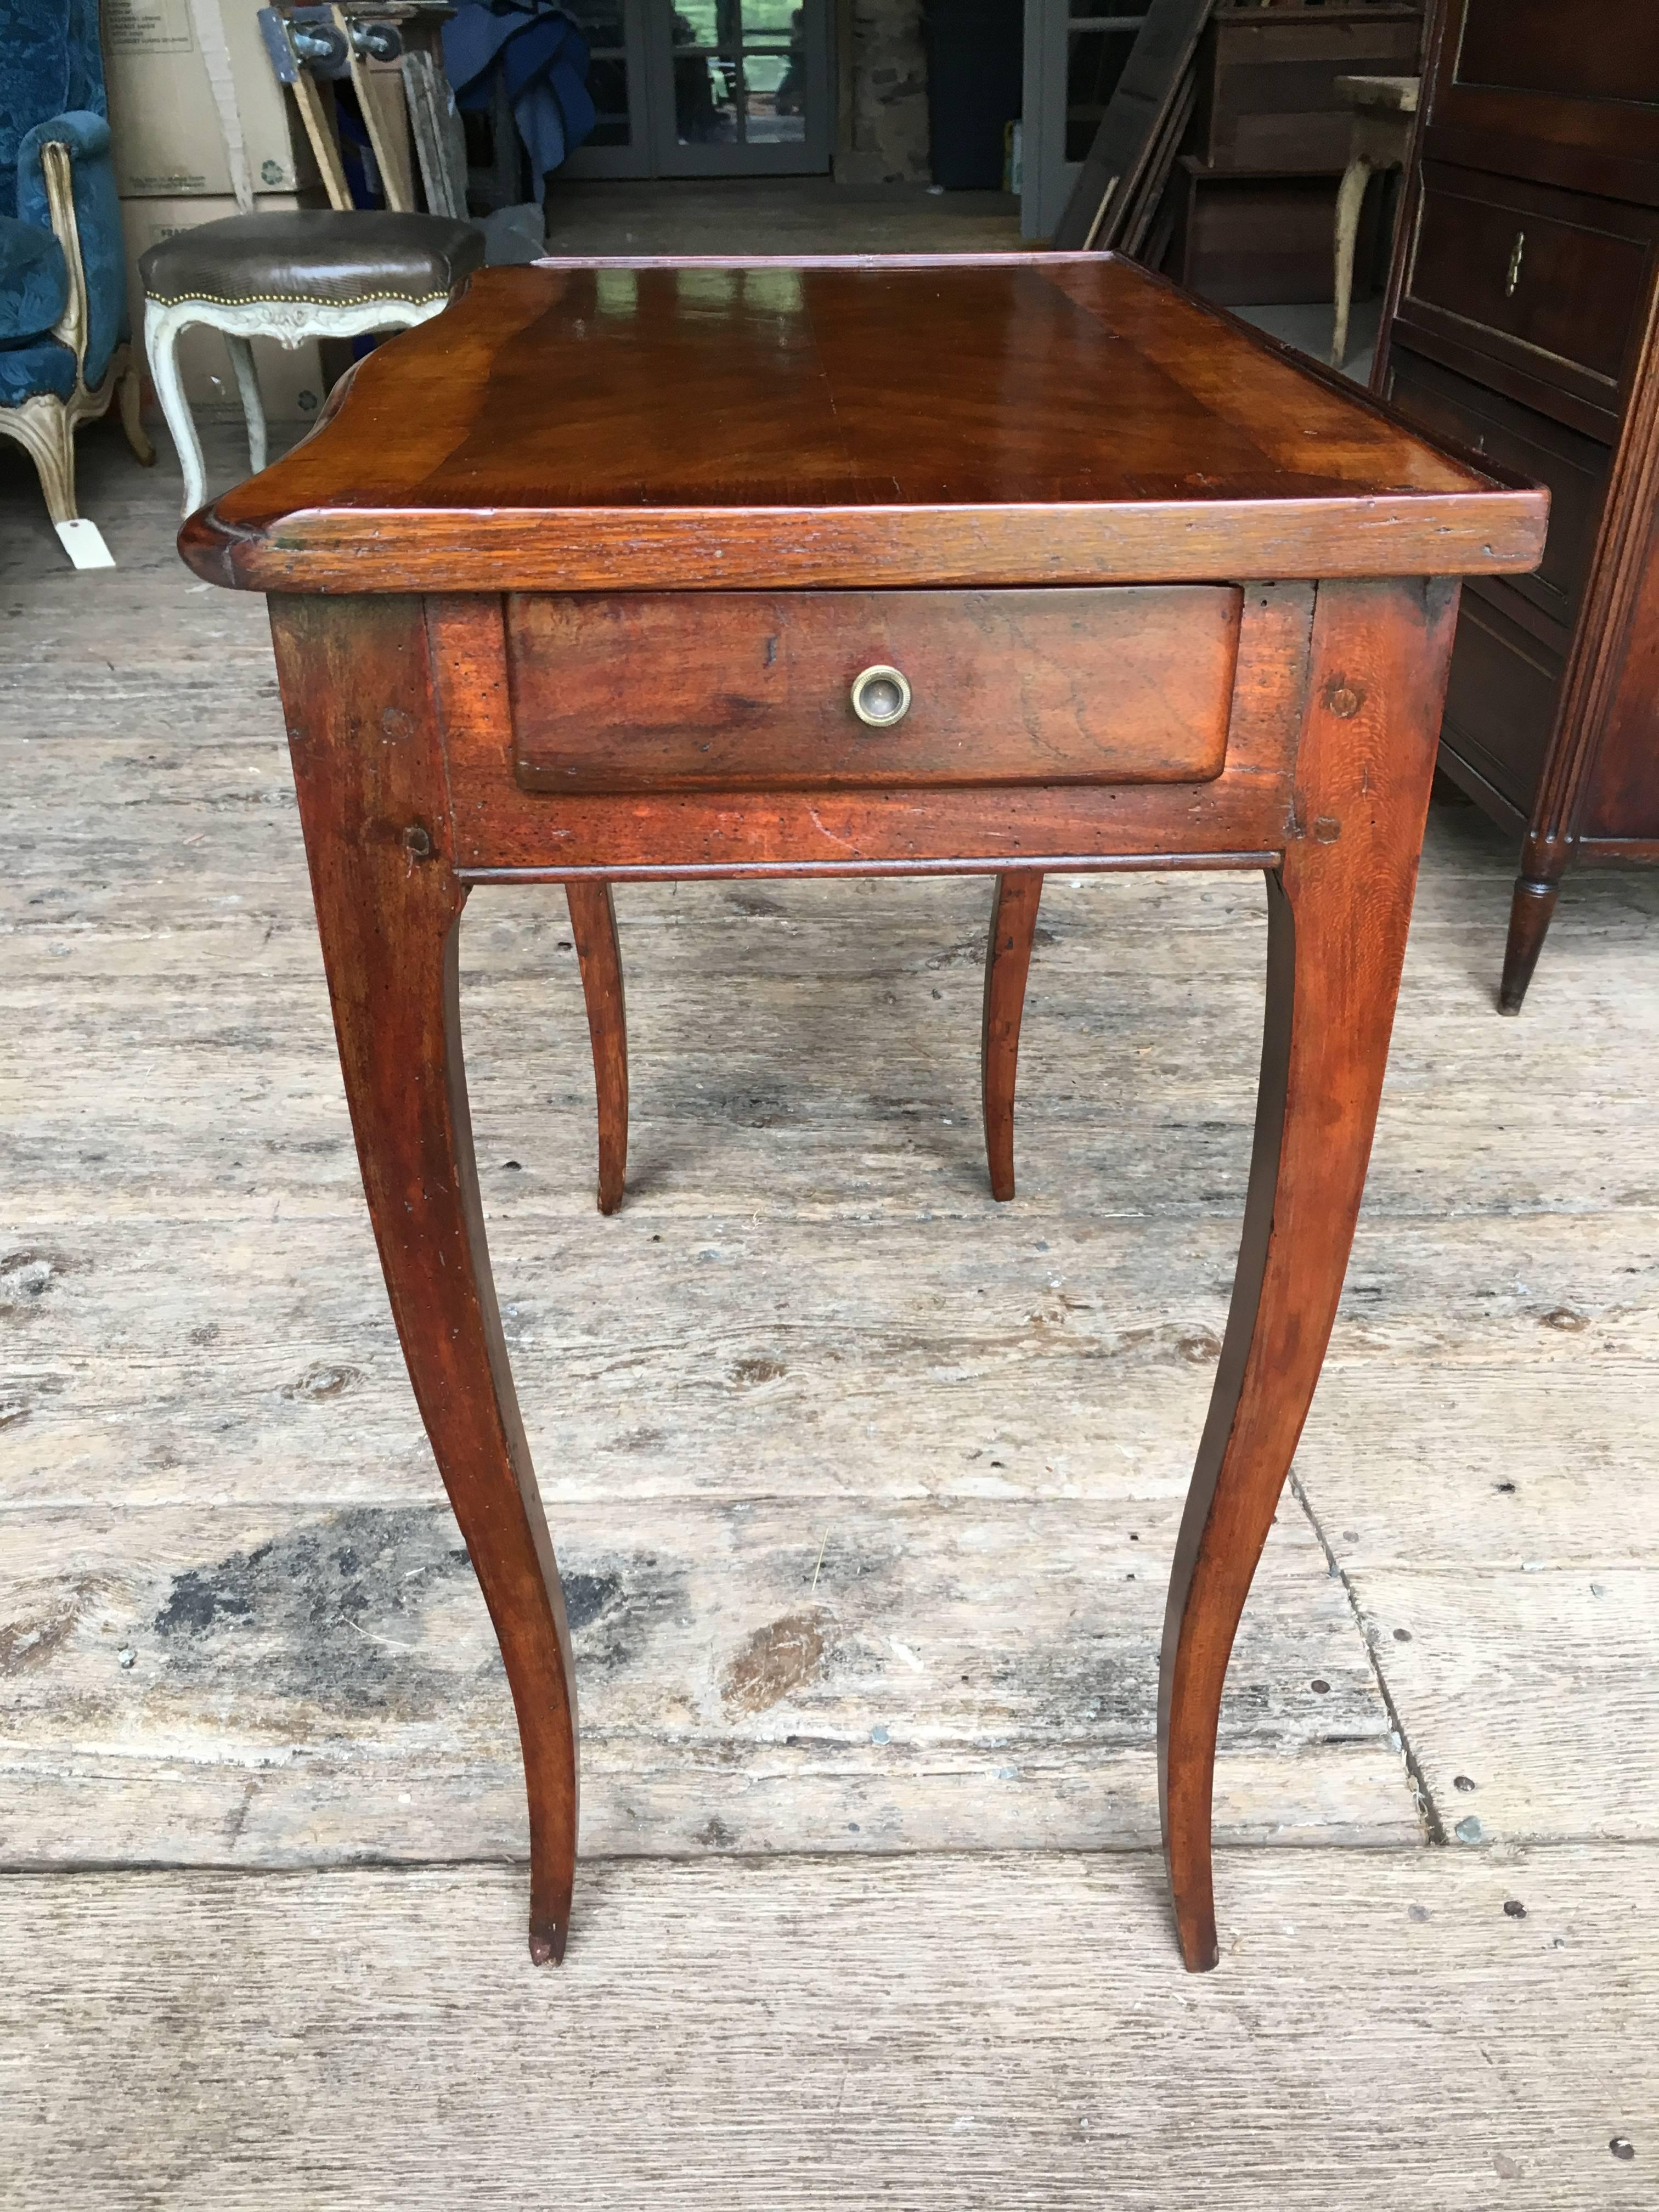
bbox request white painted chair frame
[0,139,154,525]
[144,291,450,518]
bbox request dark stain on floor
[148,1513,690,1716]
[148,1512,689,1716]
[150,1507,484,1716]
[561,1555,687,1672]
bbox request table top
[182,253,1545,595]
[1335,73,1421,112]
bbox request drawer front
[507,588,1242,796]
[1440,587,1563,814]
[1403,166,1659,413]
[1385,347,1607,637]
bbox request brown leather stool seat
[139,210,484,312]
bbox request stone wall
[839,0,930,184]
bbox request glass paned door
[561,0,830,179]
[559,0,658,176]
[1020,1,1150,238]
[654,0,829,172]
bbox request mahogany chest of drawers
[1372,0,1659,1008]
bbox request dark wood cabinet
[1373,0,1659,1008]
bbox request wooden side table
[181,253,1544,1972]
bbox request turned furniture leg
[565,880,629,1213]
[1159,578,1458,1970]
[1499,871,1560,1013]
[273,596,579,1963]
[980,870,1043,1201]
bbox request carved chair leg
[1159,578,1456,1970]
[12,393,80,524]
[144,300,208,518]
[1499,872,1560,1014]
[119,356,156,466]
[224,334,268,477]
[275,597,580,1963]
[565,880,629,1214]
[980,870,1043,1201]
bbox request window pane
[673,13,739,143]
[743,29,806,142]
[586,56,633,146]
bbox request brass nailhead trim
[144,287,451,308]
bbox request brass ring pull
[850,664,912,727]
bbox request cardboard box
[121,194,331,423]
[105,0,317,197]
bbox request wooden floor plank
[0,1496,1410,1863]
[2,1849,1654,2211]
[1346,1566,1659,1847]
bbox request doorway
[1021,3,1151,239]
[561,0,833,178]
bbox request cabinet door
[1426,0,1659,202]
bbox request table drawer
[1404,165,1659,414]
[506,587,1242,795]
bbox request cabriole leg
[1330,155,1372,369]
[273,595,579,1964]
[565,879,629,1214]
[224,334,268,477]
[145,300,208,518]
[119,354,156,466]
[1159,577,1458,1970]
[980,870,1043,1202]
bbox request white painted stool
[138,210,485,516]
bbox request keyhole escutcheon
[1505,230,1526,298]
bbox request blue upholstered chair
[0,0,153,526]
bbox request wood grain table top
[180,253,1547,595]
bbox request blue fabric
[0,1,122,404]
[0,210,64,337]
[16,110,126,387]
[0,0,105,222]
[444,4,594,183]
[0,331,74,402]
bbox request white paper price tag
[54,518,116,569]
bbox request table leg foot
[529,1897,572,1967]
[567,881,629,1211]
[1499,872,1559,1014]
[980,871,1043,1201]
[1158,578,1456,1971]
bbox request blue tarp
[443,4,595,183]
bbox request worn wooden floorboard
[3,1850,1655,2212]
[1345,1566,1659,1847]
[6,1210,1655,1515]
[0,1493,1410,1863]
